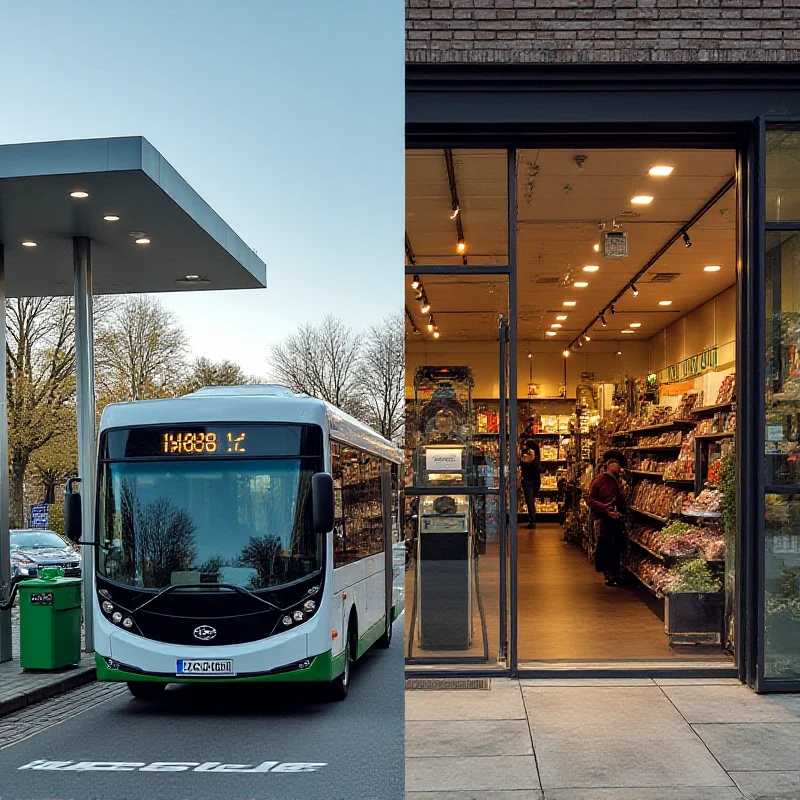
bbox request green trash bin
[18,567,82,670]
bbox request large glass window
[97,458,320,590]
[766,128,800,222]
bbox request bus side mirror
[312,472,334,534]
[64,477,82,544]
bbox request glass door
[404,273,510,668]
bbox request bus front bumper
[96,649,344,684]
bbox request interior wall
[406,340,649,400]
[649,285,736,373]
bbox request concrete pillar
[74,237,96,653]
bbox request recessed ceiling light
[630,322,642,328]
[103,215,120,222]
[573,281,589,288]
[649,166,674,177]
[631,195,654,205]
[659,300,673,306]
[135,237,151,245]
[563,301,577,307]
[21,240,37,247]
[556,315,568,321]
[551,323,562,329]
[622,329,635,334]
[546,331,557,337]
[583,265,599,273]
[70,190,89,198]
[704,265,721,272]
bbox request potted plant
[665,558,724,637]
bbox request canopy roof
[0,136,266,297]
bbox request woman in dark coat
[588,449,628,586]
[519,440,541,529]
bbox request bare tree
[95,295,188,405]
[360,312,405,442]
[268,315,365,417]
[180,356,250,395]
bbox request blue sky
[0,0,403,377]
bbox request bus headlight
[102,601,114,615]
[292,610,304,622]
[122,617,134,629]
[112,612,123,624]
[303,600,316,613]
[282,616,293,626]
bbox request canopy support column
[0,244,11,663]
[74,237,96,654]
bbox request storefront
[404,41,800,691]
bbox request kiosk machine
[413,366,475,650]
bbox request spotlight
[427,315,435,332]
[610,303,616,315]
[682,230,692,248]
[450,206,460,220]
[600,315,607,328]
[433,329,440,339]
[420,296,431,314]
[584,334,591,342]
[411,274,421,290]
[632,284,639,297]
[562,349,570,358]
[456,239,466,255]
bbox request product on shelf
[663,432,695,481]
[631,480,690,519]
[716,375,735,405]
[682,488,723,516]
[624,551,680,595]
[674,391,702,419]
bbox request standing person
[520,439,541,529]
[588,450,628,586]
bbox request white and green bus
[64,385,403,700]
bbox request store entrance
[514,148,736,665]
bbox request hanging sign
[663,347,718,384]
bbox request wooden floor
[405,522,732,664]
[516,523,730,662]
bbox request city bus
[64,385,404,701]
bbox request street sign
[30,504,49,529]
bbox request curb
[0,665,96,719]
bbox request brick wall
[406,0,800,64]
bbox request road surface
[0,617,404,800]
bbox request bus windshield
[97,458,321,591]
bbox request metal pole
[508,148,519,676]
[0,244,11,662]
[74,237,95,654]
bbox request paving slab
[662,685,800,724]
[523,685,733,790]
[694,723,800,772]
[519,678,655,687]
[654,678,744,687]
[406,679,526,721]
[729,770,800,800]
[406,719,533,758]
[406,755,541,793]
[406,792,543,800]
[543,789,745,800]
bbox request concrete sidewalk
[405,677,800,800]
[0,604,95,718]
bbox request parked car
[10,529,81,582]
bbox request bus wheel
[329,622,355,701]
[376,614,393,649]
[127,682,166,700]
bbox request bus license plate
[176,659,234,676]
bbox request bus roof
[98,385,402,463]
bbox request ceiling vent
[648,273,680,283]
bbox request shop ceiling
[405,148,736,344]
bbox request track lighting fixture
[584,334,591,342]
[450,206,460,220]
[600,314,607,328]
[610,303,616,315]
[420,295,431,314]
[682,230,692,248]
[456,239,466,255]
[433,329,440,339]
[427,315,435,332]
[411,274,421,290]
[562,349,570,358]
[632,284,639,297]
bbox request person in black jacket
[520,440,541,529]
